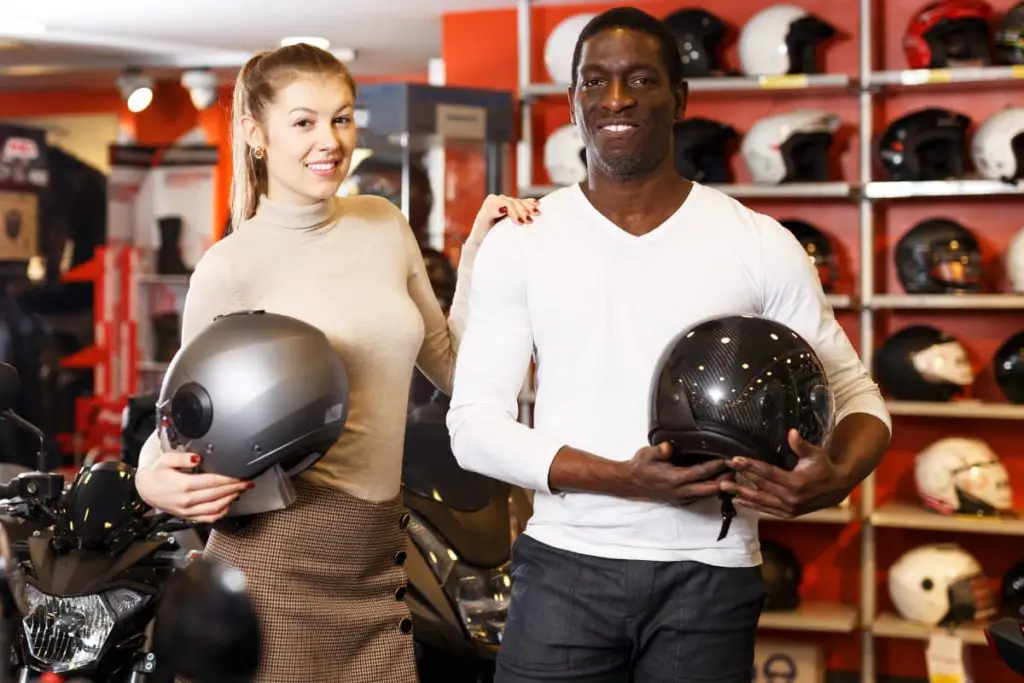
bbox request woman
[134,43,538,682]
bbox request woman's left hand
[469,194,541,243]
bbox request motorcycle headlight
[21,584,150,672]
[407,514,512,646]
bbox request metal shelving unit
[512,2,1020,680]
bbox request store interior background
[2,0,1023,681]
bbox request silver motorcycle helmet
[157,310,349,516]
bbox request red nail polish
[191,455,201,465]
[499,207,508,214]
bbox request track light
[116,69,154,113]
[181,69,219,110]
[280,36,330,50]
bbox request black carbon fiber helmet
[664,8,730,78]
[779,219,839,293]
[760,539,803,611]
[52,460,151,554]
[878,108,972,181]
[157,310,349,482]
[996,2,1024,65]
[895,218,984,294]
[673,118,739,183]
[648,314,835,471]
[993,330,1024,404]
[873,325,973,401]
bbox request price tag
[1013,65,1024,80]
[926,632,973,683]
[758,74,809,89]
[926,69,953,83]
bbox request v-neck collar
[569,181,701,245]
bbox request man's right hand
[624,442,732,505]
[135,452,253,524]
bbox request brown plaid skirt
[201,476,418,683]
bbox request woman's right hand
[135,452,253,523]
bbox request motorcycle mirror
[0,363,20,413]
[152,558,261,682]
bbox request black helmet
[52,460,151,554]
[877,108,972,181]
[760,539,803,611]
[648,314,835,473]
[873,325,973,401]
[779,219,839,293]
[895,218,984,294]
[157,310,349,482]
[1002,561,1024,619]
[664,9,729,79]
[421,246,457,311]
[673,118,738,184]
[996,2,1024,65]
[993,330,1024,404]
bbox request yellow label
[927,69,953,83]
[758,74,809,89]
[929,675,964,683]
[1013,65,1024,79]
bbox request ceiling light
[0,20,46,35]
[116,70,154,114]
[280,36,330,50]
[181,69,219,110]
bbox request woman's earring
[253,147,264,160]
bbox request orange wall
[444,1,1024,681]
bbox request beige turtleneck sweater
[139,194,480,502]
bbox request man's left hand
[719,429,852,519]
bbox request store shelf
[871,502,1024,536]
[864,179,1024,199]
[827,294,854,310]
[137,360,169,372]
[137,273,190,285]
[868,65,1024,88]
[872,613,988,646]
[885,400,1024,420]
[870,293,1024,309]
[521,74,852,98]
[760,505,856,525]
[520,183,853,199]
[758,602,859,633]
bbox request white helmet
[741,109,840,184]
[1007,227,1024,293]
[738,5,837,77]
[544,13,598,84]
[914,437,1013,516]
[544,123,587,186]
[888,543,996,627]
[970,106,1024,182]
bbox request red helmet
[903,0,994,69]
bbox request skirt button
[395,586,407,601]
[399,617,413,634]
[399,513,411,530]
[394,550,407,565]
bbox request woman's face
[244,74,358,205]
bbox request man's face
[569,28,686,181]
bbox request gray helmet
[157,310,349,482]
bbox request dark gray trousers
[496,534,765,683]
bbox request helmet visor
[929,250,983,288]
[157,399,190,453]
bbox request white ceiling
[0,0,593,90]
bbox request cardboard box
[0,191,38,262]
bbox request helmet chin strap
[717,489,736,541]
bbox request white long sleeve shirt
[446,182,891,567]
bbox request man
[447,7,891,683]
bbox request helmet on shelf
[1007,227,1024,294]
[873,325,974,401]
[648,314,835,473]
[544,13,598,84]
[970,106,1024,182]
[914,436,1013,516]
[760,539,803,611]
[888,543,996,627]
[672,117,738,184]
[903,0,995,69]
[544,123,587,186]
[877,108,972,181]
[664,8,730,79]
[1001,561,1024,619]
[894,218,984,294]
[737,4,837,77]
[741,109,841,184]
[779,219,839,293]
[993,330,1024,404]
[996,2,1024,65]
[157,310,350,484]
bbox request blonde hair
[229,43,357,231]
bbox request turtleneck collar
[252,195,339,231]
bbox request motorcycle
[0,362,200,682]
[986,617,1024,677]
[119,389,532,683]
